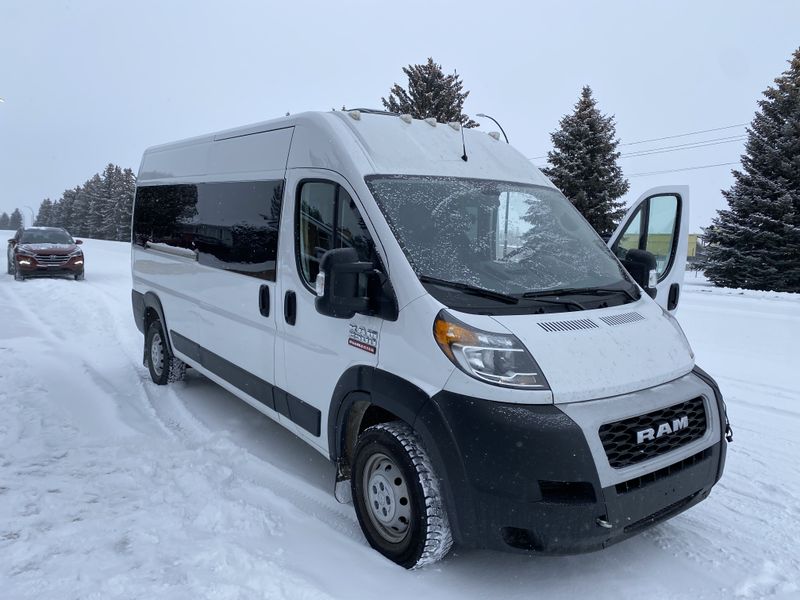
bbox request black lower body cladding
[413,389,725,554]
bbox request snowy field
[1,234,798,600]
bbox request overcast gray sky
[1,0,798,232]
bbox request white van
[131,110,731,569]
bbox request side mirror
[621,249,658,299]
[315,248,373,319]
[314,248,398,320]
[75,239,83,245]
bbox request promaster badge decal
[348,323,378,354]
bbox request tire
[352,421,453,569]
[144,319,186,385]
[6,255,12,275]
[14,264,24,281]
[75,271,84,281]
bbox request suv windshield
[19,229,74,244]
[366,176,632,299]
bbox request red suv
[7,227,85,281]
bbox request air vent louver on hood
[599,312,645,326]
[538,318,599,332]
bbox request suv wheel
[352,421,453,569]
[6,256,12,275]
[14,263,24,281]
[145,319,186,385]
[75,271,85,281]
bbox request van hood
[490,301,695,403]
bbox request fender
[132,289,174,353]
[328,365,429,461]
[692,365,732,482]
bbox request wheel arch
[133,290,174,353]
[328,366,430,466]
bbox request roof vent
[448,121,461,131]
[424,117,437,127]
[599,312,645,326]
[348,110,361,121]
[399,114,413,124]
[488,131,501,141]
[538,318,599,333]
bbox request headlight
[433,310,549,389]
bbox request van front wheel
[145,319,186,385]
[351,421,453,569]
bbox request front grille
[599,397,707,469]
[615,447,712,495]
[34,254,70,266]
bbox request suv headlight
[433,310,549,389]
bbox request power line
[528,122,748,160]
[627,161,740,177]
[620,135,746,158]
[619,123,747,146]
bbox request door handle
[284,290,297,325]
[667,282,680,311]
[259,285,270,317]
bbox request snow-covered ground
[1,235,798,600]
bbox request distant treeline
[31,164,136,241]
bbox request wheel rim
[150,332,165,377]
[362,452,412,544]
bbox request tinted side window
[296,181,375,288]
[132,180,283,280]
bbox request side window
[297,181,375,288]
[616,206,643,253]
[610,194,680,281]
[644,195,678,278]
[132,180,283,280]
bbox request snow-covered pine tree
[100,164,122,240]
[49,199,62,229]
[9,208,23,230]
[543,86,629,237]
[60,187,80,234]
[704,48,800,292]
[381,58,478,127]
[0,212,10,229]
[115,168,136,241]
[35,199,54,226]
[71,186,89,238]
[83,174,105,239]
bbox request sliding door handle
[284,290,297,325]
[259,285,270,317]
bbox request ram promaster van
[131,110,731,569]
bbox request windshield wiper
[523,286,639,303]
[419,275,519,305]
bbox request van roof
[138,110,554,188]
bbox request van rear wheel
[351,421,453,569]
[145,319,186,385]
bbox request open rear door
[608,186,690,311]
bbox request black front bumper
[413,377,728,554]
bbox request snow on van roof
[138,111,554,188]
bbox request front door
[275,170,383,453]
[608,186,690,311]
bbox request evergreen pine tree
[543,86,629,237]
[0,212,10,229]
[382,58,478,127]
[116,168,136,241]
[35,199,54,226]
[84,174,105,239]
[704,48,800,292]
[9,208,23,230]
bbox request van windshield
[366,175,633,300]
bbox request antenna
[460,119,468,162]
